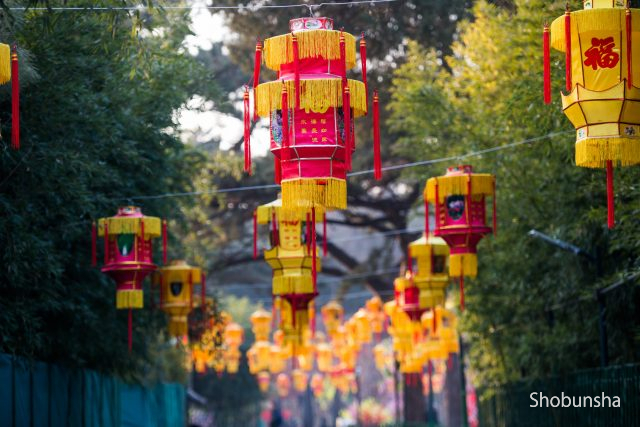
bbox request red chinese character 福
[584,37,619,70]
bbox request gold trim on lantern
[98,216,162,237]
[425,174,495,204]
[255,79,367,118]
[256,198,326,223]
[116,289,144,309]
[449,253,477,278]
[0,43,10,85]
[281,177,347,214]
[263,30,356,71]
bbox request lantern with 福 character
[246,16,383,214]
[93,206,167,351]
[425,166,495,309]
[153,260,203,339]
[0,43,20,150]
[256,199,322,347]
[544,1,640,228]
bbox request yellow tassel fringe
[116,290,144,309]
[575,137,640,168]
[168,317,188,337]
[550,9,640,52]
[419,289,446,310]
[256,199,326,224]
[281,177,347,214]
[273,273,314,295]
[449,253,477,278]
[256,78,367,118]
[98,217,161,237]
[425,174,495,204]
[264,30,357,71]
[0,44,10,85]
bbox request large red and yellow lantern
[247,17,382,213]
[425,166,495,309]
[544,2,640,228]
[94,206,166,350]
[154,260,202,339]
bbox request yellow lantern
[292,369,309,393]
[257,371,271,393]
[226,347,241,374]
[297,342,315,372]
[547,2,640,228]
[321,300,344,337]
[373,343,387,371]
[269,344,287,374]
[409,235,449,316]
[250,308,272,341]
[224,322,244,349]
[354,308,372,344]
[154,260,202,338]
[365,296,385,335]
[316,342,333,373]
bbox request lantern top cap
[582,0,627,10]
[289,17,334,32]
[116,206,143,217]
[250,308,272,320]
[446,165,473,175]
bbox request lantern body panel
[155,260,201,338]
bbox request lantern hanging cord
[119,130,571,201]
[6,0,398,12]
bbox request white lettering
[550,396,560,407]
[583,396,592,407]
[613,397,620,407]
[530,392,539,408]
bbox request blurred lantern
[347,371,358,394]
[212,353,226,376]
[224,322,244,349]
[0,43,20,150]
[276,373,291,398]
[321,300,344,337]
[316,342,333,372]
[226,347,241,374]
[257,371,271,393]
[408,234,449,330]
[292,369,309,392]
[153,260,202,339]
[545,2,640,228]
[247,17,382,213]
[354,308,373,344]
[310,373,324,397]
[94,206,166,351]
[250,308,273,341]
[373,343,387,371]
[394,271,422,322]
[269,344,287,374]
[256,199,322,346]
[365,296,385,337]
[249,340,272,373]
[297,337,316,372]
[247,346,258,374]
[425,166,496,309]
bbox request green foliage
[389,0,640,388]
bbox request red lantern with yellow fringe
[247,17,382,213]
[94,206,166,351]
[425,166,495,309]
[545,1,640,228]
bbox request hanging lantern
[0,43,20,150]
[256,199,322,346]
[316,342,333,372]
[248,340,272,374]
[408,235,450,327]
[292,369,309,393]
[224,322,244,349]
[248,17,382,214]
[276,373,291,398]
[310,373,324,397]
[95,206,165,351]
[354,308,373,344]
[257,371,271,393]
[225,347,241,374]
[425,166,496,309]
[394,271,422,322]
[373,343,387,371]
[153,260,202,339]
[365,296,385,337]
[321,300,344,338]
[546,2,640,228]
[250,308,273,341]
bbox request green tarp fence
[478,363,640,427]
[0,353,185,426]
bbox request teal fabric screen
[0,353,185,426]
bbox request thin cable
[123,130,569,201]
[9,0,397,12]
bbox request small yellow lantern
[321,300,344,337]
[409,235,449,318]
[154,260,202,338]
[365,296,385,336]
[224,322,244,349]
[292,369,309,392]
[250,308,272,341]
[257,371,271,393]
[269,344,287,374]
[354,308,372,344]
[373,343,387,371]
[316,342,333,373]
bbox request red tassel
[627,8,633,89]
[162,219,168,265]
[139,220,145,259]
[543,24,551,104]
[565,10,572,93]
[424,201,429,236]
[373,90,382,180]
[292,34,301,109]
[201,273,206,318]
[272,211,279,246]
[11,45,19,150]
[493,179,497,236]
[128,309,133,353]
[253,211,258,259]
[306,212,311,253]
[322,212,328,256]
[407,247,413,274]
[607,160,615,229]
[243,86,252,174]
[432,307,437,333]
[103,223,109,264]
[360,33,368,107]
[343,87,352,171]
[282,83,289,148]
[274,156,282,184]
[435,183,440,231]
[339,31,347,91]
[447,354,453,370]
[459,274,465,311]
[253,39,262,121]
[312,207,317,292]
[91,222,97,266]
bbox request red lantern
[249,17,382,214]
[94,206,164,350]
[425,166,496,309]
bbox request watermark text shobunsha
[530,392,620,408]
